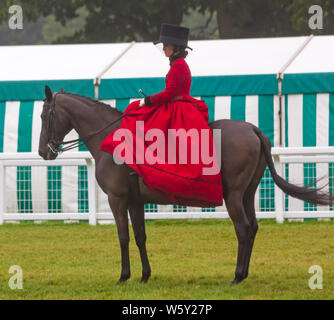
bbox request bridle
[46,92,60,154]
[46,92,132,155]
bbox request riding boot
[129,169,141,203]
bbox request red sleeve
[149,61,186,105]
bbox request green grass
[0,219,334,300]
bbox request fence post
[86,158,97,226]
[0,161,4,224]
[273,154,284,223]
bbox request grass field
[0,219,334,300]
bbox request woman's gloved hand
[139,99,146,107]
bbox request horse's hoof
[140,275,150,283]
[230,277,245,286]
[230,279,239,286]
[118,274,130,283]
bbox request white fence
[0,152,97,225]
[0,148,333,225]
[272,147,334,223]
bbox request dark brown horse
[38,86,333,285]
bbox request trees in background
[198,0,334,38]
[0,0,333,45]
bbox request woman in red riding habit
[101,23,223,207]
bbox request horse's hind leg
[225,190,252,285]
[242,153,267,280]
[128,202,151,283]
[223,137,261,285]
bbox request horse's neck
[61,95,119,159]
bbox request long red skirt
[101,97,223,207]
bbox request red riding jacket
[145,57,192,105]
[144,57,209,123]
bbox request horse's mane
[62,91,123,116]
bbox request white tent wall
[0,43,132,82]
[100,37,308,78]
[0,35,333,219]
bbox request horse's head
[38,86,72,160]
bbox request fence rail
[0,148,334,225]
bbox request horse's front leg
[108,193,130,282]
[128,202,151,283]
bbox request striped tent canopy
[282,35,334,213]
[0,43,131,214]
[0,35,333,215]
[98,36,309,214]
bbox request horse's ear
[45,85,52,102]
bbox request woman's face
[163,44,174,57]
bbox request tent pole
[276,34,314,147]
[278,78,283,146]
[94,41,136,100]
[94,78,100,100]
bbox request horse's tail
[253,126,333,206]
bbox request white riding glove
[139,99,146,107]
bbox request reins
[58,112,131,152]
[46,91,191,155]
[47,92,132,154]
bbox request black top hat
[154,23,192,49]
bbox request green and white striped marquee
[0,99,89,214]
[98,71,281,214]
[280,35,334,214]
[1,35,333,216]
[3,90,333,215]
[0,93,279,215]
[0,43,131,215]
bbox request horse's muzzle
[39,144,58,160]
